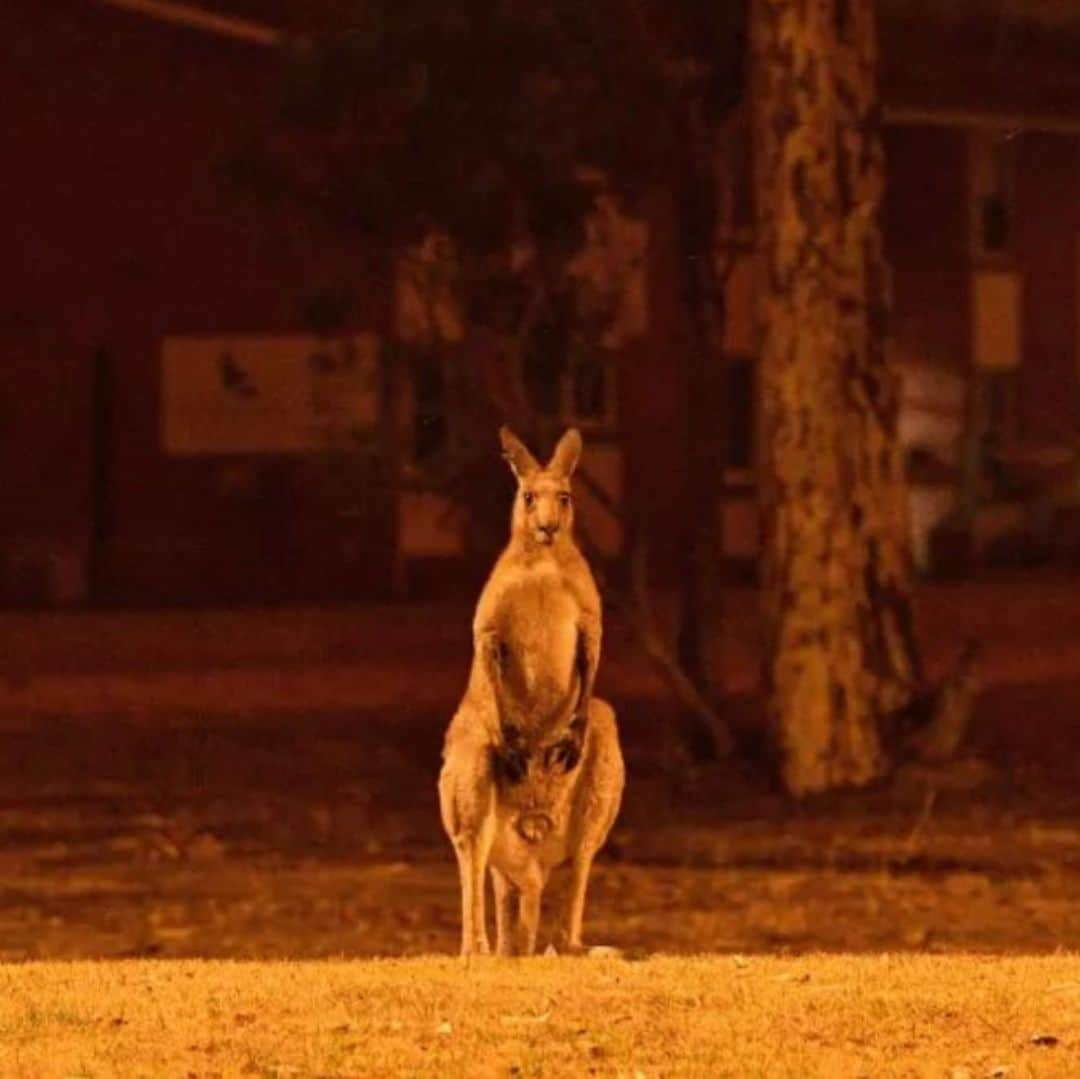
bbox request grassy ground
[1,955,1078,1078]
[0,578,1078,1074]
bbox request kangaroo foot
[460,936,492,958]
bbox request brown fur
[438,427,625,956]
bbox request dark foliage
[227,0,745,318]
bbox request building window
[972,269,1021,372]
[563,343,616,428]
[402,319,619,473]
[523,317,617,431]
[411,352,448,465]
[522,316,568,421]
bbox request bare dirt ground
[0,571,1077,960]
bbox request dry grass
[0,955,1078,1078]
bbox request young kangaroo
[439,426,625,957]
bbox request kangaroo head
[500,425,583,549]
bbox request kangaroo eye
[557,492,571,507]
[522,491,536,508]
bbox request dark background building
[4,0,1080,607]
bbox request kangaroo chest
[493,565,581,706]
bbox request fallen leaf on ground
[500,1012,551,1026]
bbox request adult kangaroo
[438,426,624,957]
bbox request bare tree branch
[624,536,734,757]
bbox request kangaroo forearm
[477,637,528,781]
[481,641,506,718]
[579,660,598,707]
[575,630,600,717]
[474,629,508,724]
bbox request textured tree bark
[751,0,922,795]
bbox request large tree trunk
[751,0,922,795]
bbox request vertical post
[675,97,726,756]
[379,326,407,600]
[88,349,113,606]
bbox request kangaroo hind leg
[492,867,519,957]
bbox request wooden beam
[885,105,1080,136]
[97,0,282,47]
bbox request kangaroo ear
[499,426,540,481]
[548,428,583,478]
